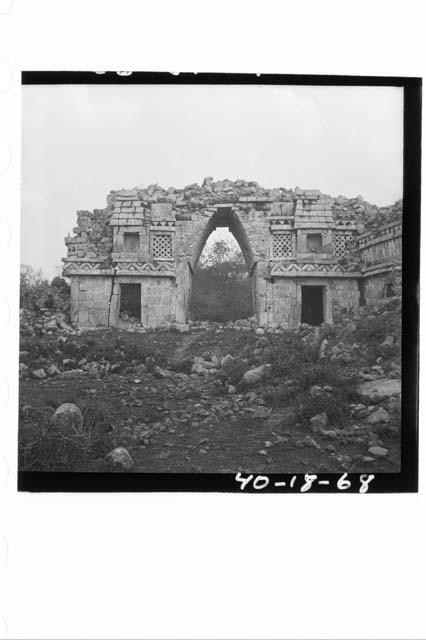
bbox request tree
[20,265,70,313]
[20,265,50,310]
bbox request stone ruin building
[62,178,402,329]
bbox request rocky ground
[18,299,402,474]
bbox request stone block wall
[330,279,360,322]
[139,278,176,327]
[62,179,402,329]
[70,276,113,327]
[358,220,403,307]
[264,278,298,328]
[363,270,402,306]
[358,221,402,268]
[108,276,177,328]
[261,277,359,328]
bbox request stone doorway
[119,283,141,321]
[301,285,324,326]
[188,206,256,322]
[190,234,253,322]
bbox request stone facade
[62,179,402,329]
[358,221,402,305]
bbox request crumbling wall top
[62,178,402,269]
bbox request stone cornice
[63,259,176,277]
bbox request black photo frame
[18,72,421,493]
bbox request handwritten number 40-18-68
[235,473,375,493]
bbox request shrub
[267,333,315,380]
[295,362,355,391]
[353,317,388,342]
[300,393,351,426]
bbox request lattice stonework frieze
[151,233,173,259]
[272,232,293,258]
[333,231,355,257]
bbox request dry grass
[19,402,115,471]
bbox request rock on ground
[254,406,272,420]
[32,368,46,379]
[105,447,134,470]
[221,354,235,370]
[266,408,297,429]
[367,407,390,424]
[176,324,190,333]
[51,403,83,431]
[358,378,401,402]
[242,364,271,385]
[59,369,84,379]
[368,446,388,458]
[310,412,329,429]
[309,385,323,398]
[19,363,30,378]
[47,364,61,376]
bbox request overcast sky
[21,83,403,278]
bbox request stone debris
[59,369,85,379]
[319,338,328,359]
[379,335,395,351]
[321,429,338,439]
[367,407,391,425]
[177,324,190,333]
[19,272,402,474]
[309,385,324,398]
[310,412,329,429]
[358,378,401,402]
[191,356,218,376]
[32,368,46,379]
[47,364,61,377]
[105,447,134,470]
[368,446,389,459]
[19,363,30,379]
[305,436,321,449]
[242,364,272,385]
[221,354,235,370]
[51,403,83,431]
[20,308,76,338]
[266,409,297,429]
[253,406,272,419]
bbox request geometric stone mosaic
[151,234,173,259]
[272,232,293,258]
[333,231,355,257]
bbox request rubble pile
[332,195,402,233]
[20,308,77,337]
[114,179,402,229]
[19,289,402,473]
[65,179,402,260]
[112,178,294,219]
[65,208,113,261]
